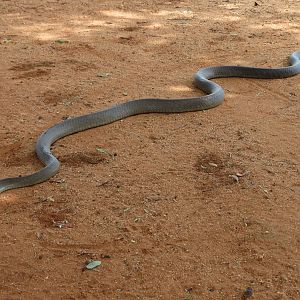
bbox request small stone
[243,287,253,298]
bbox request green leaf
[85,260,102,270]
[3,38,12,43]
[55,39,69,44]
[96,72,111,78]
[96,147,112,157]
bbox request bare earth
[0,0,299,299]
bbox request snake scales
[1,51,299,193]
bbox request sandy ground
[0,0,299,299]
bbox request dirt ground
[0,0,299,299]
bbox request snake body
[1,52,300,193]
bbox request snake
[0,51,299,193]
